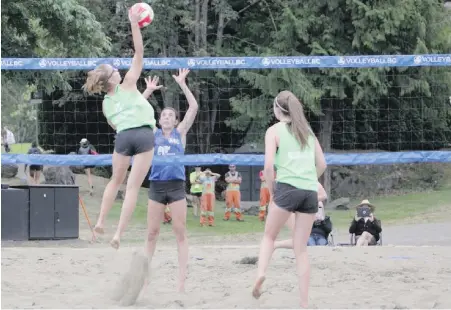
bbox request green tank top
[275,122,318,192]
[103,85,156,132]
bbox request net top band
[1,54,451,70]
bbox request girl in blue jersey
[146,68,198,293]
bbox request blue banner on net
[1,54,451,70]
[1,151,451,166]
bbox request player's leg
[111,150,153,248]
[274,239,294,249]
[166,182,189,292]
[146,197,166,279]
[252,201,291,299]
[292,191,317,308]
[110,127,155,248]
[94,151,129,234]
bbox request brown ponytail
[82,64,112,95]
[275,90,311,148]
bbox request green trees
[1,0,111,144]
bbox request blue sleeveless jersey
[149,128,185,181]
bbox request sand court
[2,244,451,309]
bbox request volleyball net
[1,54,451,168]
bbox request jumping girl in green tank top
[82,6,163,250]
[252,90,327,308]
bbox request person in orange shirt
[198,169,220,226]
[259,170,271,221]
[224,164,243,221]
[162,206,172,224]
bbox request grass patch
[107,190,266,236]
[327,188,451,229]
[2,143,31,154]
[106,187,451,236]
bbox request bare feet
[110,238,120,250]
[177,282,185,293]
[177,273,186,293]
[94,225,104,235]
[252,276,265,299]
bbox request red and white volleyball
[131,3,154,28]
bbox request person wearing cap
[78,138,98,195]
[349,199,382,246]
[189,166,203,216]
[224,164,243,221]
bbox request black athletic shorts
[115,126,155,156]
[29,165,43,173]
[148,180,186,205]
[273,182,318,214]
[191,192,202,197]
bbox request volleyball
[131,3,154,28]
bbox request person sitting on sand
[307,201,332,246]
[349,199,382,246]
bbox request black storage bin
[1,188,30,241]
[10,185,80,240]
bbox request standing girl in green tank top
[252,90,327,308]
[82,7,162,249]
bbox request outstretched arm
[175,69,199,136]
[121,7,144,91]
[142,76,163,99]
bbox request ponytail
[82,64,112,95]
[275,90,311,148]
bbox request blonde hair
[274,90,311,148]
[82,64,113,95]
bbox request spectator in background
[349,199,382,246]
[307,201,332,246]
[78,138,98,195]
[189,166,203,217]
[25,142,43,185]
[224,164,243,221]
[258,170,270,222]
[198,169,221,227]
[2,126,15,153]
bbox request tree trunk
[319,103,333,200]
[200,0,209,54]
[194,0,200,52]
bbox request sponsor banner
[1,55,450,70]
